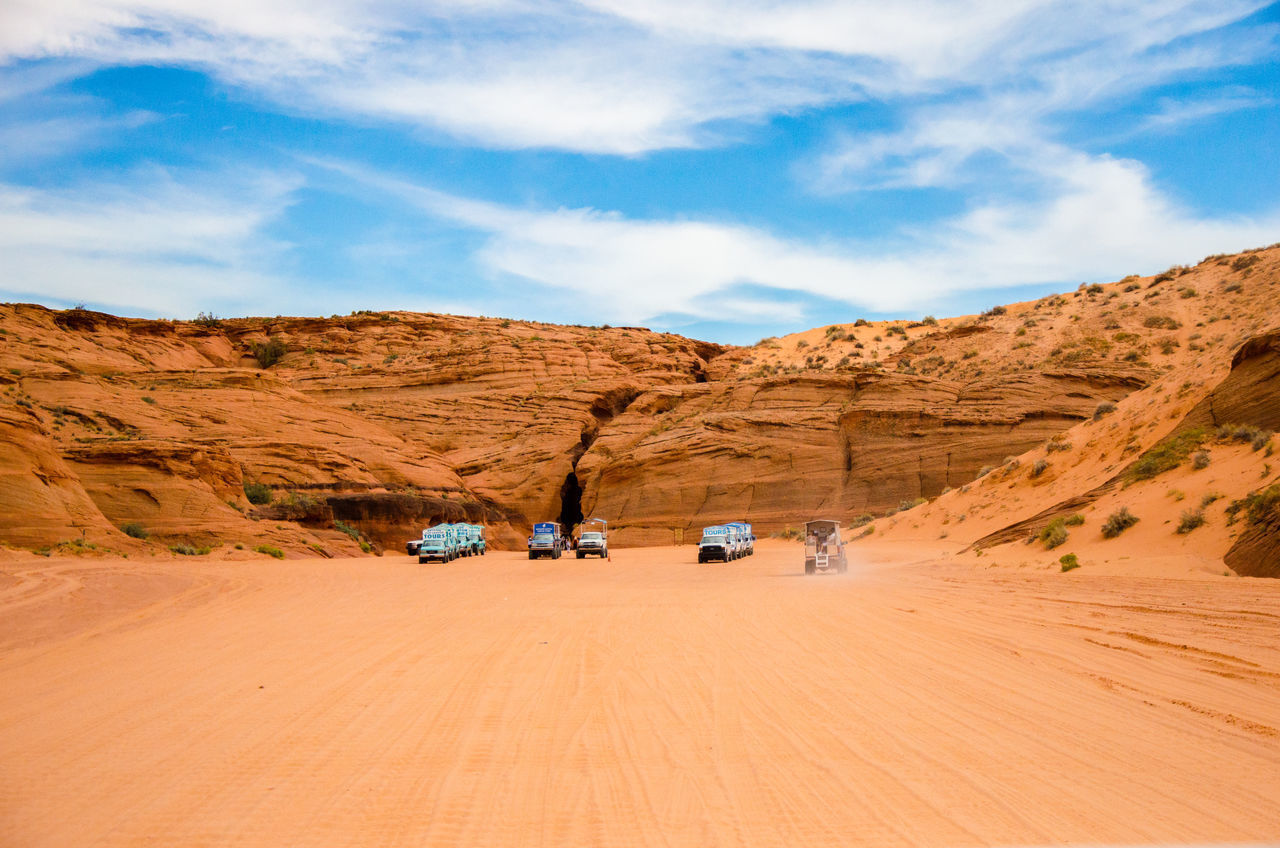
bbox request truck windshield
[702,534,726,543]
[581,533,602,541]
[532,534,554,542]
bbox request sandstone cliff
[2,244,1277,562]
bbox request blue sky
[1,2,1277,344]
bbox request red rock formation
[1,243,1276,558]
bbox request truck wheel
[576,551,584,559]
[804,557,816,575]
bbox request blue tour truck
[417,526,460,563]
[727,522,755,556]
[698,524,733,562]
[443,522,486,557]
[698,521,754,562]
[409,522,486,560]
[527,522,567,559]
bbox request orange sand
[2,540,1279,846]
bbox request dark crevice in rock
[558,472,584,533]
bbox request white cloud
[0,1,1268,154]
[0,168,299,315]
[1,1,1275,329]
[321,158,1280,320]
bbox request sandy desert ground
[2,540,1279,847]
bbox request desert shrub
[1059,553,1080,572]
[1086,283,1104,294]
[275,492,325,520]
[1226,484,1280,526]
[976,465,995,478]
[982,305,1007,318]
[849,513,875,528]
[1142,315,1181,330]
[334,519,361,540]
[1124,283,1141,292]
[255,544,285,559]
[121,522,149,540]
[922,315,938,325]
[1200,492,1223,508]
[193,311,221,327]
[359,540,372,553]
[1223,283,1243,293]
[252,337,287,368]
[244,481,273,505]
[1126,427,1209,482]
[170,544,212,556]
[1159,339,1178,355]
[962,349,978,359]
[1093,400,1117,420]
[1216,423,1272,451]
[854,318,869,327]
[1179,287,1198,299]
[1031,459,1049,478]
[795,340,809,349]
[899,497,927,511]
[142,396,156,405]
[1176,510,1205,534]
[1064,513,1085,526]
[1231,254,1259,271]
[1045,440,1072,453]
[1192,450,1211,470]
[1102,507,1138,538]
[1038,517,1069,549]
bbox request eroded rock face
[1181,331,1280,432]
[11,287,1270,554]
[576,371,1141,545]
[0,407,117,547]
[0,306,725,551]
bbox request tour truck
[576,517,608,559]
[698,524,735,562]
[804,519,847,575]
[527,522,566,559]
[442,522,486,557]
[464,524,487,556]
[727,521,754,556]
[417,526,460,563]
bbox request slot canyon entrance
[558,472,584,535]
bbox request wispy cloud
[1,1,1276,331]
[0,168,299,314]
[1,1,1269,154]
[317,157,1280,320]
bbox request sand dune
[3,540,1278,846]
